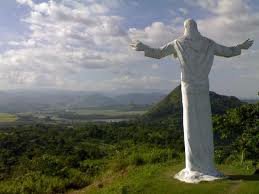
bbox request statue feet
[174,168,226,184]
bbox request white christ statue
[130,19,253,183]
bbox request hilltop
[144,85,244,120]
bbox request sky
[0,0,258,98]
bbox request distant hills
[0,86,253,114]
[144,85,245,120]
[0,90,166,113]
[114,92,165,106]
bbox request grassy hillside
[70,161,259,194]
[68,98,258,194]
[0,90,257,194]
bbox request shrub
[130,153,145,166]
[79,159,105,176]
[65,169,91,190]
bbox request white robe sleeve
[213,41,241,58]
[144,41,177,59]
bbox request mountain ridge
[144,85,245,120]
[0,90,166,113]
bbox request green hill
[70,102,258,194]
[144,85,244,120]
[72,161,259,194]
[0,86,257,194]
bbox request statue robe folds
[144,36,241,183]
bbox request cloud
[70,75,179,92]
[1,0,257,96]
[0,0,132,88]
[185,0,216,11]
[178,8,188,16]
[1,0,184,90]
[187,0,249,15]
[151,64,160,69]
[187,0,259,45]
[16,0,34,7]
[129,22,181,46]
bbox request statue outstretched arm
[130,40,177,59]
[214,39,254,58]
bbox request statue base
[174,168,226,184]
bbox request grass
[0,113,17,122]
[70,162,259,194]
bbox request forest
[0,99,258,193]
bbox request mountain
[144,85,245,120]
[0,89,166,113]
[241,99,259,104]
[69,94,118,108]
[0,86,243,114]
[114,92,165,105]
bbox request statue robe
[144,36,241,183]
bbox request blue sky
[0,0,258,98]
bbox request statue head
[184,19,200,39]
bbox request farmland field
[72,108,147,116]
[0,113,17,122]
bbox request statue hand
[238,39,254,50]
[130,40,148,51]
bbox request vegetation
[57,108,146,121]
[0,86,257,193]
[0,113,17,122]
[0,123,180,194]
[81,162,259,194]
[213,103,259,165]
